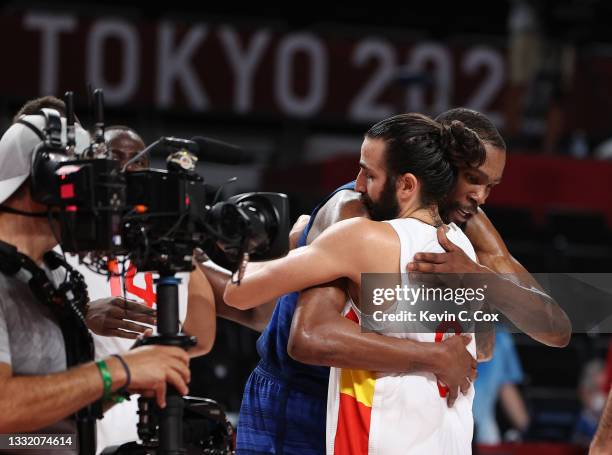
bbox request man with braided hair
[222,113,486,454]
[198,108,570,454]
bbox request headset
[0,109,67,219]
[19,108,69,206]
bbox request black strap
[0,205,49,218]
[16,118,45,141]
[16,110,63,146]
[0,241,21,275]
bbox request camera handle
[137,275,197,455]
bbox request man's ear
[396,173,418,199]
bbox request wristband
[110,354,132,403]
[111,354,131,388]
[95,360,113,402]
[110,393,126,404]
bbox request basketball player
[200,108,571,454]
[223,113,484,454]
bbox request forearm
[475,323,495,362]
[197,261,273,332]
[591,389,612,453]
[476,267,571,347]
[289,314,444,373]
[224,227,354,310]
[289,280,481,402]
[289,283,444,374]
[467,212,571,347]
[223,255,297,309]
[184,265,216,357]
[500,384,529,431]
[0,358,126,433]
[217,299,275,332]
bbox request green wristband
[95,360,113,402]
[110,393,125,404]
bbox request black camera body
[49,158,126,254]
[124,167,206,273]
[33,133,289,275]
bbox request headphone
[17,108,69,206]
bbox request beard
[439,198,475,225]
[360,176,400,221]
[438,198,453,223]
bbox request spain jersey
[326,219,478,455]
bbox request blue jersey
[237,181,356,455]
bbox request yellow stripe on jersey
[339,368,376,408]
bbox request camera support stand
[139,275,197,455]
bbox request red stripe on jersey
[346,307,359,323]
[334,393,371,455]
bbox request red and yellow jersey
[326,220,478,455]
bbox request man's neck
[397,204,442,227]
[0,213,56,264]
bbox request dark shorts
[236,364,326,455]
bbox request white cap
[0,115,90,205]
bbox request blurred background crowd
[1,1,612,453]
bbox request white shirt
[60,250,189,453]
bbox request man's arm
[224,214,391,310]
[409,209,571,347]
[85,263,217,356]
[0,345,190,433]
[0,361,120,433]
[590,388,612,454]
[288,281,477,407]
[196,261,275,332]
[465,209,571,347]
[183,263,216,357]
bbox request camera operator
[0,111,191,453]
[15,99,215,347]
[13,97,217,451]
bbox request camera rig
[35,91,289,276]
[28,90,290,454]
